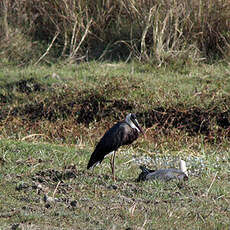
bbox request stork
[87,113,145,181]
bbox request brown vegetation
[0,0,230,65]
[1,78,230,143]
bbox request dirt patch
[138,107,212,135]
[216,112,230,129]
[72,92,230,136]
[76,93,108,125]
[12,166,80,212]
[33,167,78,183]
[6,78,45,94]
[4,92,78,122]
[0,93,12,104]
[77,99,230,137]
[139,107,230,138]
[77,94,134,125]
[11,101,76,121]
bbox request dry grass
[0,0,229,65]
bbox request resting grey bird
[87,113,145,181]
[137,160,188,182]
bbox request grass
[0,139,229,229]
[0,61,230,229]
[1,0,230,65]
[0,61,230,144]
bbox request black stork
[87,113,145,181]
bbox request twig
[141,6,155,58]
[53,181,61,198]
[206,172,218,196]
[3,0,9,39]
[123,159,135,165]
[129,203,136,216]
[69,18,93,59]
[21,134,50,141]
[137,147,153,156]
[141,215,148,229]
[34,31,60,65]
[70,20,78,53]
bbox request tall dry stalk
[0,0,229,64]
[2,0,9,39]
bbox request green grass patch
[0,139,230,229]
[0,61,230,228]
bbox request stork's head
[125,113,145,136]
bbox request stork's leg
[110,151,116,182]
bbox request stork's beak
[139,125,146,138]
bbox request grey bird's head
[125,113,145,136]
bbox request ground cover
[0,62,230,229]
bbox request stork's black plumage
[87,113,145,180]
[87,122,139,169]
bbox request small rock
[11,223,20,230]
[43,194,59,203]
[16,182,29,191]
[70,200,77,207]
[108,184,118,190]
[45,203,51,209]
[52,73,60,79]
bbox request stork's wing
[87,122,126,169]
